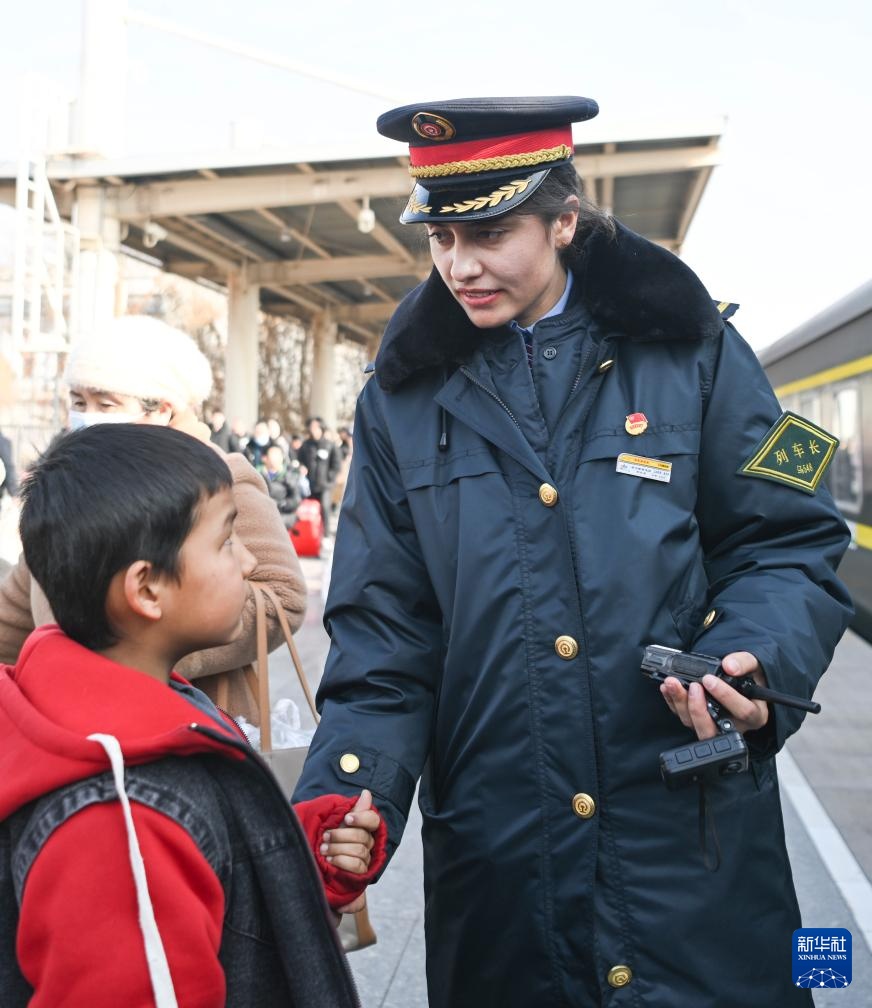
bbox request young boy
[0,424,385,1007]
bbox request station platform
[270,550,872,1007]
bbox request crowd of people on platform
[0,409,353,564]
[208,411,352,536]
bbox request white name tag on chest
[616,452,673,483]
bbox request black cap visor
[400,168,553,224]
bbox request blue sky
[4,0,871,349]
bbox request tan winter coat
[0,452,306,722]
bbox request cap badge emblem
[625,412,648,435]
[412,112,456,141]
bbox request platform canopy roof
[0,121,722,346]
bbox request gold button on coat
[597,359,615,373]
[607,965,633,988]
[538,483,559,507]
[339,753,360,773]
[702,609,717,628]
[571,793,596,818]
[555,635,578,660]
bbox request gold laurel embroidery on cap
[438,178,532,215]
[410,144,573,179]
[405,195,432,215]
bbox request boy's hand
[319,789,380,874]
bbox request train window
[829,384,863,513]
[798,391,822,426]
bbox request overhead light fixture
[142,220,168,249]
[279,227,293,243]
[357,196,376,234]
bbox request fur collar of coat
[374,219,723,392]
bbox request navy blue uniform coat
[295,221,852,1008]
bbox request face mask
[68,410,144,431]
[253,434,270,447]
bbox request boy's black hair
[20,424,232,651]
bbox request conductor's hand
[169,406,212,444]
[320,789,379,874]
[322,790,380,915]
[660,651,770,740]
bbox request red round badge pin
[625,412,648,435]
[411,112,456,141]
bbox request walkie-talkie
[641,645,821,717]
[641,645,820,790]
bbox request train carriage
[759,280,872,640]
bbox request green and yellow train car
[759,280,872,641]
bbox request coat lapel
[435,368,552,483]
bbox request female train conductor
[295,96,852,1008]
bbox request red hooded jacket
[0,626,386,1007]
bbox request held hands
[320,789,379,872]
[660,651,770,740]
[294,789,387,916]
[320,789,380,915]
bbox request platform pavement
[783,627,872,1006]
[269,550,872,1006]
[787,628,872,885]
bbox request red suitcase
[289,498,324,557]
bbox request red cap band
[408,127,573,171]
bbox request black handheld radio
[640,645,820,790]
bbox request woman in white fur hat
[0,315,307,721]
[64,314,215,432]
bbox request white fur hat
[64,315,213,410]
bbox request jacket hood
[0,625,243,820]
[374,219,724,392]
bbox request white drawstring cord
[88,733,178,1008]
